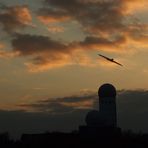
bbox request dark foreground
[1,131,148,148]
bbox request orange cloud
[12,5,32,25]
[122,0,148,14]
[37,8,70,24]
[0,0,146,72]
[9,28,148,72]
[11,32,127,72]
[0,50,17,58]
[0,43,19,58]
[25,54,72,72]
[38,15,70,24]
[0,5,32,32]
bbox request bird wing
[98,54,123,66]
[98,54,110,60]
[112,60,123,66]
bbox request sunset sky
[0,0,148,137]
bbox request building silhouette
[98,83,117,127]
[79,83,121,136]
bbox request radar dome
[98,83,116,98]
[85,110,100,126]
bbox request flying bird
[98,54,123,66]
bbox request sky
[0,0,148,138]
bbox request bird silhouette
[98,54,123,66]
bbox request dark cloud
[18,0,146,71]
[12,33,70,56]
[0,5,32,33]
[117,90,148,132]
[10,32,127,72]
[39,0,125,34]
[11,33,76,72]
[1,89,148,138]
[0,109,87,139]
[80,35,126,48]
[19,102,75,113]
[38,0,148,44]
[18,93,97,113]
[20,89,148,133]
[118,89,148,115]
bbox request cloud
[0,43,19,58]
[18,0,145,72]
[47,26,65,33]
[0,5,32,33]
[12,33,70,56]
[17,89,148,124]
[18,93,97,113]
[0,0,147,72]
[16,89,148,124]
[11,33,78,72]
[1,89,148,138]
[9,30,147,72]
[11,33,107,72]
[38,0,148,43]
[117,89,148,131]
[39,0,125,34]
[118,89,148,111]
[125,23,148,38]
[0,50,19,58]
[37,8,70,23]
[0,109,87,139]
[122,0,148,13]
[24,56,72,72]
[79,35,126,51]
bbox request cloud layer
[15,89,148,135]
[18,93,97,113]
[0,0,147,71]
[1,89,148,138]
[11,33,76,72]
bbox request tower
[98,83,117,128]
[79,83,120,136]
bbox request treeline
[0,131,148,148]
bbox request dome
[98,83,116,98]
[85,110,100,126]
